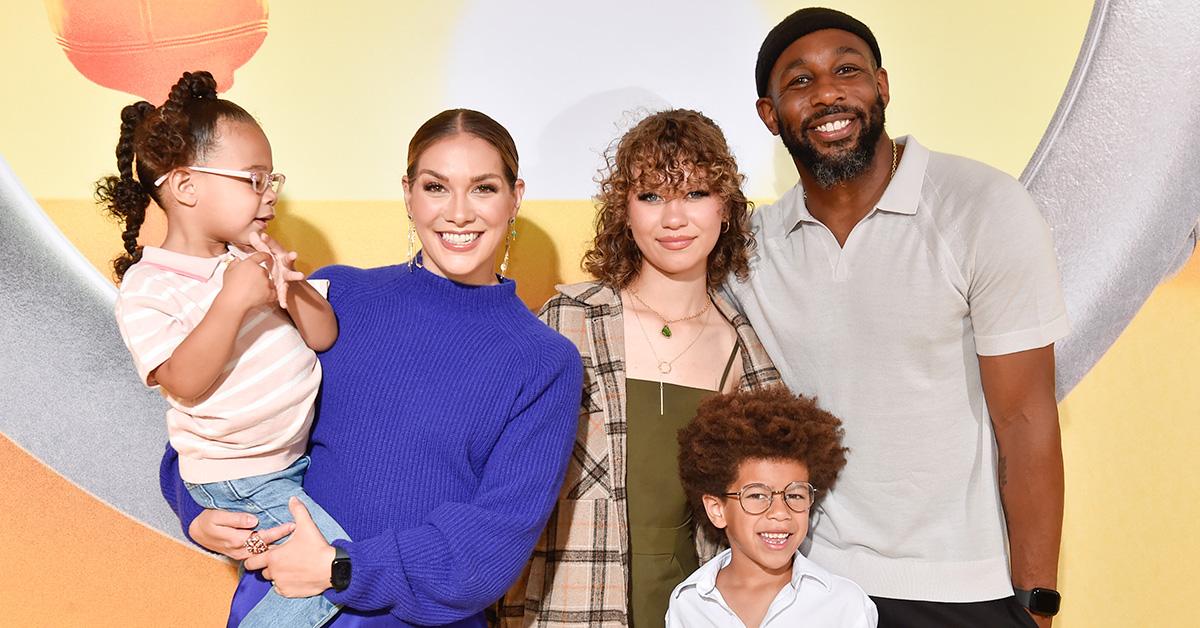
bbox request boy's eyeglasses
[154,166,286,195]
[723,481,817,515]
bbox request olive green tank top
[625,344,739,627]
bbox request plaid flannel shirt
[497,281,781,626]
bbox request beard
[781,94,887,189]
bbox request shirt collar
[779,134,929,234]
[673,547,835,602]
[139,244,243,281]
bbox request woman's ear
[702,494,728,530]
[511,178,525,219]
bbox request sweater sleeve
[324,337,584,623]
[158,443,206,543]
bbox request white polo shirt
[726,136,1070,602]
[666,548,877,627]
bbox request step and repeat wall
[1,1,1196,626]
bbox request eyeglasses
[723,481,817,515]
[153,166,286,195]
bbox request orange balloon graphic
[45,0,269,103]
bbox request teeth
[760,532,790,540]
[441,232,479,245]
[815,119,851,133]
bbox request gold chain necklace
[627,286,712,338]
[626,292,713,414]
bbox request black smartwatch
[1014,587,1061,616]
[330,546,352,592]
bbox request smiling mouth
[440,232,480,245]
[813,119,851,133]
[759,532,792,549]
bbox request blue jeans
[187,455,348,628]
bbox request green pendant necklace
[627,287,713,338]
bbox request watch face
[331,558,352,591]
[1029,588,1062,615]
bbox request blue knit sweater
[160,263,583,626]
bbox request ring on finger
[244,531,268,555]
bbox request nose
[261,186,278,207]
[662,198,688,229]
[445,191,474,226]
[809,72,846,108]
[765,494,793,521]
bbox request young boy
[669,387,877,627]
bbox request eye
[473,183,498,194]
[787,74,812,87]
[836,65,861,76]
[423,181,446,193]
[685,190,710,200]
[636,192,662,203]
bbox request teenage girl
[99,70,345,628]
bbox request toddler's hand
[219,251,277,311]
[250,232,305,309]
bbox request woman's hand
[244,497,337,598]
[188,509,295,560]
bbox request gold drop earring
[499,217,517,276]
[407,219,421,270]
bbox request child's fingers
[245,251,274,269]
[249,231,271,254]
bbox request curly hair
[94,70,257,281]
[583,109,755,291]
[677,386,849,541]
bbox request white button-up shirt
[666,548,877,627]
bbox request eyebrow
[417,170,502,183]
[780,46,869,74]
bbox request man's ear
[702,494,728,530]
[876,66,890,109]
[756,96,781,136]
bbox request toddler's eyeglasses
[723,481,817,515]
[154,166,286,195]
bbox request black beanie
[755,7,882,97]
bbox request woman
[500,109,782,626]
[159,109,583,627]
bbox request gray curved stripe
[1021,0,1200,397]
[0,155,182,540]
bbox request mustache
[801,105,865,130]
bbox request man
[726,8,1070,627]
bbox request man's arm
[978,344,1063,627]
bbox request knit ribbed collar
[402,254,522,312]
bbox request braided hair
[94,70,256,281]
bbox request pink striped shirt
[115,245,322,483]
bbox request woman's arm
[249,339,583,623]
